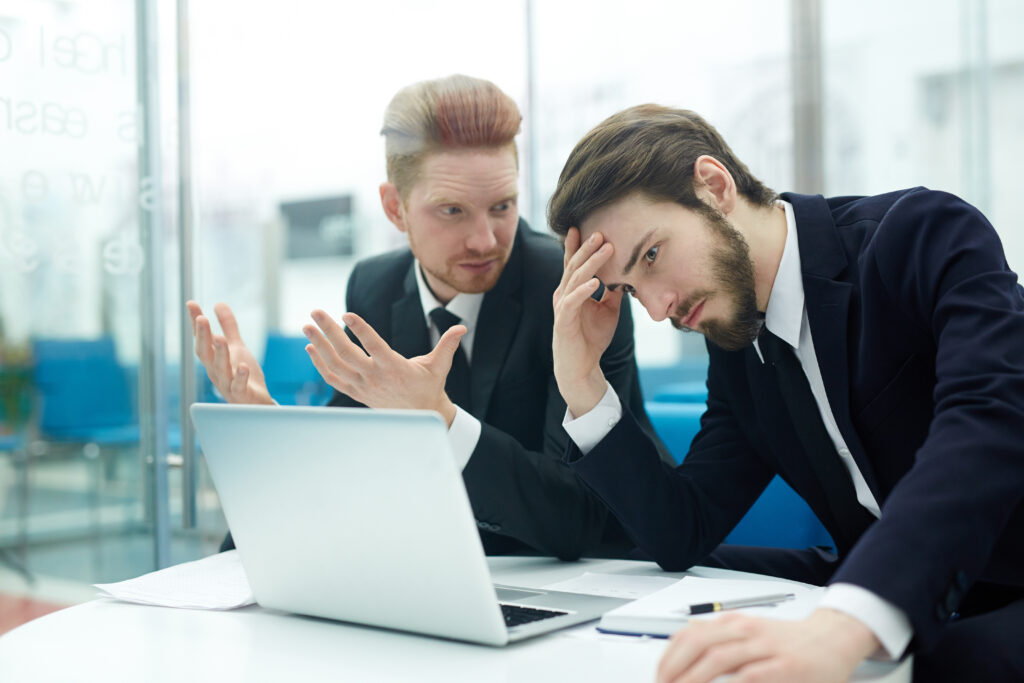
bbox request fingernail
[589,233,599,244]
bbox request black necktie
[758,328,874,552]
[429,307,471,409]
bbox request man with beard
[188,75,668,561]
[547,104,1024,681]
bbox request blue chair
[652,381,708,404]
[262,334,333,406]
[638,358,710,399]
[644,400,834,550]
[32,338,139,446]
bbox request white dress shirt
[564,201,912,659]
[413,261,482,469]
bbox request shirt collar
[763,199,804,350]
[413,260,484,332]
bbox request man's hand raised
[552,228,622,418]
[303,309,465,426]
[187,301,274,405]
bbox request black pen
[682,592,795,615]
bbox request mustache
[451,249,505,263]
[670,291,710,330]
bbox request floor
[0,593,68,636]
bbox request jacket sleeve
[460,301,655,560]
[830,190,1024,649]
[569,342,774,570]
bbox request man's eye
[623,284,637,297]
[492,202,510,212]
[442,207,462,216]
[644,245,659,264]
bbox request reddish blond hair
[381,75,522,196]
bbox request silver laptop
[189,403,628,645]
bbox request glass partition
[0,0,225,588]
[820,0,1024,273]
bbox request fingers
[185,300,203,335]
[211,335,235,394]
[671,637,773,683]
[558,231,614,304]
[656,618,754,683]
[305,342,348,392]
[563,226,581,269]
[303,321,360,389]
[426,324,467,373]
[213,302,244,342]
[556,277,604,321]
[336,312,394,360]
[192,314,214,362]
[307,310,386,368]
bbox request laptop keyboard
[500,603,569,627]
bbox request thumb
[428,324,467,373]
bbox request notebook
[189,403,628,646]
[597,575,823,637]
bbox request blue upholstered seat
[644,400,834,550]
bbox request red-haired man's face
[381,147,519,303]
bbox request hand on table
[303,309,465,426]
[187,301,274,405]
[552,228,623,417]
[655,608,881,683]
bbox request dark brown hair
[381,75,522,196]
[547,104,776,236]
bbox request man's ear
[379,182,407,232]
[693,155,737,215]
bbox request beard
[670,208,762,352]
[419,248,510,295]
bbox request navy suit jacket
[569,188,1024,649]
[332,219,670,560]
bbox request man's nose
[637,288,672,322]
[465,214,498,253]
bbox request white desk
[0,557,910,682]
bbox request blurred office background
[1,0,1022,619]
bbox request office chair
[644,400,834,550]
[262,333,332,406]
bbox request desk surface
[0,557,910,682]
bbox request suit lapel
[390,263,431,360]
[788,193,882,500]
[468,221,527,417]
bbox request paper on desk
[542,571,679,599]
[94,550,255,610]
[597,575,824,637]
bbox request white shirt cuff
[819,583,913,660]
[447,405,481,470]
[562,381,622,455]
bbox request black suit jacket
[569,189,1024,648]
[331,219,669,560]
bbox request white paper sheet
[542,571,680,599]
[597,575,824,637]
[94,550,255,610]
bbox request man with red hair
[188,75,668,560]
